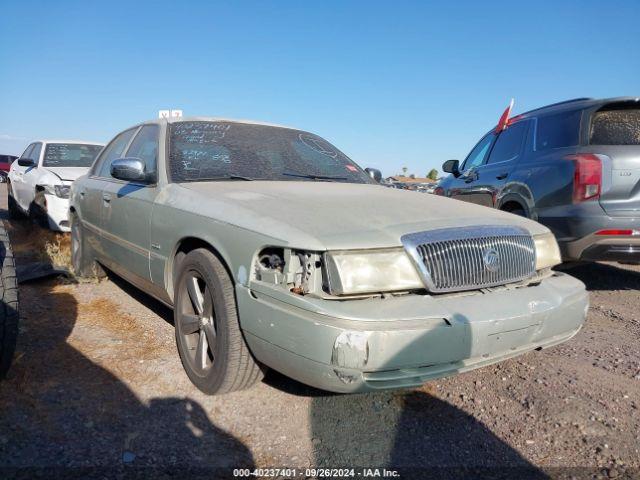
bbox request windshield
[43,143,103,167]
[168,121,373,183]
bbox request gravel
[0,185,639,478]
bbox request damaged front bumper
[43,193,71,232]
[237,272,588,393]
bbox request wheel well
[169,237,234,299]
[500,200,525,214]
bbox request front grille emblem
[482,247,500,272]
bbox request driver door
[449,133,496,205]
[21,142,42,212]
[10,144,35,209]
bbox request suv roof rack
[521,97,593,116]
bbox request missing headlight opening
[255,247,322,295]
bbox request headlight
[43,185,71,198]
[533,232,562,270]
[324,248,423,295]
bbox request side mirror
[365,167,382,183]
[110,157,147,182]
[442,159,460,177]
[18,158,35,167]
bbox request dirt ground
[0,183,639,479]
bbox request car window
[43,144,103,167]
[536,110,581,151]
[486,121,528,164]
[461,133,495,171]
[590,108,640,145]
[168,121,372,184]
[94,128,138,178]
[20,144,35,160]
[30,143,42,164]
[125,125,159,179]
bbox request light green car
[70,117,588,394]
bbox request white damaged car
[8,140,103,231]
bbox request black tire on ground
[70,212,104,278]
[7,183,23,220]
[0,223,19,379]
[174,248,263,395]
[30,191,50,229]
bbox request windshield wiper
[282,172,349,181]
[188,175,256,181]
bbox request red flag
[495,98,514,133]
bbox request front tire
[174,248,263,394]
[7,183,23,220]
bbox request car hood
[45,166,90,182]
[172,181,550,250]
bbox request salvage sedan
[8,140,104,231]
[70,117,588,394]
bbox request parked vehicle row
[63,117,587,395]
[0,155,17,183]
[436,97,640,264]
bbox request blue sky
[1,0,639,177]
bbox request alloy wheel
[178,271,217,375]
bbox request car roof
[141,116,299,130]
[516,96,640,119]
[31,140,105,146]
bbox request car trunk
[587,103,640,217]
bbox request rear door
[100,124,160,284]
[586,105,640,217]
[80,128,139,255]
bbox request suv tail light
[567,154,602,203]
[433,186,445,196]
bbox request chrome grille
[401,226,536,293]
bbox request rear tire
[174,248,263,395]
[0,223,19,379]
[503,207,526,217]
[71,212,104,278]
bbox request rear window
[590,108,640,145]
[536,110,581,151]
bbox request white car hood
[45,166,90,182]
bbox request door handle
[102,193,111,204]
[496,172,509,180]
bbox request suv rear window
[590,108,640,145]
[536,110,581,151]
